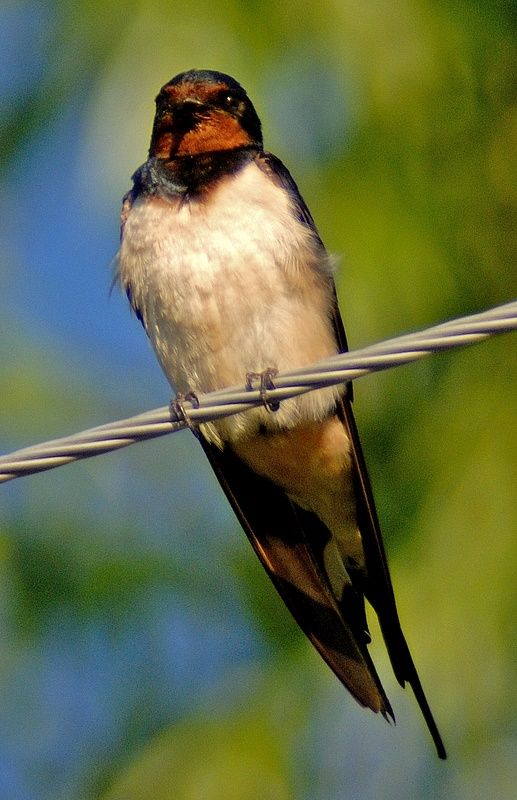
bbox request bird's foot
[245,368,280,412]
[170,392,200,437]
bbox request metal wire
[1,299,515,484]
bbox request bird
[116,68,446,759]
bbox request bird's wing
[199,434,394,718]
[117,186,145,324]
[333,321,446,758]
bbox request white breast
[117,161,342,443]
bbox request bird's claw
[245,367,280,413]
[170,392,200,436]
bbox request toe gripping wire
[245,368,280,413]
[170,392,201,436]
[171,367,281,437]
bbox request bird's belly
[117,176,343,441]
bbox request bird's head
[149,69,263,159]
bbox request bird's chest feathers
[117,162,335,396]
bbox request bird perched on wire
[116,69,446,759]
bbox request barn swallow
[116,69,446,758]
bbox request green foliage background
[0,1,515,798]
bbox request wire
[1,299,515,484]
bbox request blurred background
[0,1,515,798]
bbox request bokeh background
[1,1,516,798]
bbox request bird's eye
[220,92,243,114]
